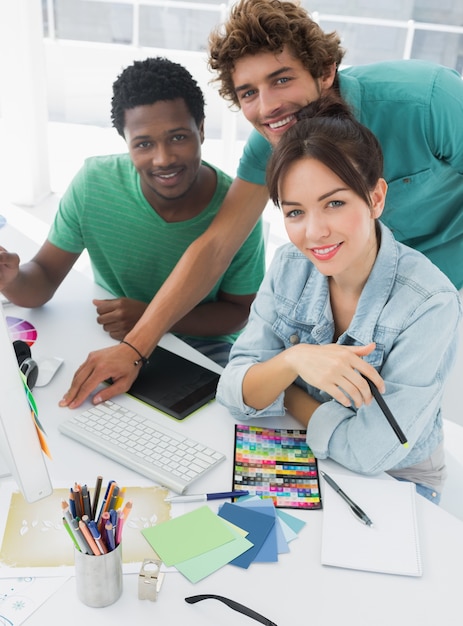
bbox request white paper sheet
[321,473,422,577]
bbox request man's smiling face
[232,46,335,146]
[124,98,203,207]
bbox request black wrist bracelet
[120,340,149,367]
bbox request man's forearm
[171,299,251,337]
[122,179,269,357]
[122,234,232,355]
[2,263,58,307]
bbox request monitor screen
[0,306,53,502]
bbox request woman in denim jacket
[217,97,462,503]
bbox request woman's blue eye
[286,209,303,218]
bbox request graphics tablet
[123,346,220,420]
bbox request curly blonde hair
[208,0,344,107]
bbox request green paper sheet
[175,526,254,583]
[141,505,235,566]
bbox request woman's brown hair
[267,95,384,208]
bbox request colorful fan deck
[6,316,38,346]
[233,424,322,509]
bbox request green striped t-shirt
[48,153,265,343]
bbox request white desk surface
[2,222,463,626]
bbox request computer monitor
[0,306,53,502]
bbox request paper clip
[138,559,164,601]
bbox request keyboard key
[58,400,225,493]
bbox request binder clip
[138,559,164,601]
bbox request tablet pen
[362,375,408,448]
[320,471,373,527]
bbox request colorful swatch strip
[233,424,321,509]
[6,315,38,346]
[142,495,306,583]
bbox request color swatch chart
[233,424,321,509]
[6,315,37,346]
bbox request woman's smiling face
[280,157,385,283]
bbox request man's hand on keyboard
[59,343,143,409]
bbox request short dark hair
[267,95,384,208]
[111,57,205,137]
[208,0,344,108]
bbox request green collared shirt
[237,60,463,288]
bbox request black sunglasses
[185,594,277,625]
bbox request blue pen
[109,508,117,529]
[87,519,108,554]
[165,490,249,503]
[69,488,77,518]
[105,521,116,551]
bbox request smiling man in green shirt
[0,57,265,367]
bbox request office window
[412,31,463,69]
[40,0,463,72]
[303,0,415,21]
[51,0,133,44]
[138,5,221,52]
[318,20,409,66]
[303,0,463,70]
[413,0,463,25]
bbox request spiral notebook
[321,473,422,577]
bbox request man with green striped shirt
[0,57,265,366]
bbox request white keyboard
[58,400,225,494]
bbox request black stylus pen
[361,375,409,448]
[321,470,373,527]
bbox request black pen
[320,471,373,527]
[81,484,92,519]
[91,475,103,521]
[361,375,408,448]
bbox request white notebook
[321,473,422,577]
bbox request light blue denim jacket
[217,223,462,475]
